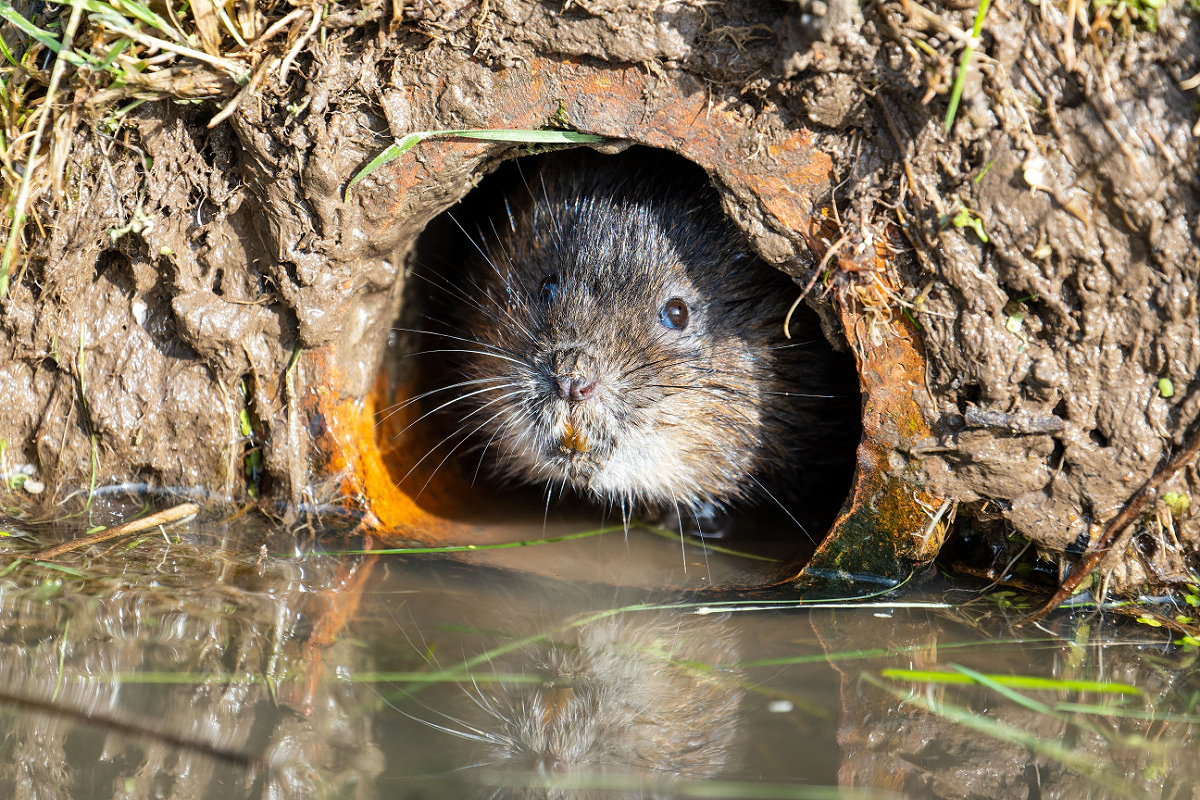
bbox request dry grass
[0,0,376,298]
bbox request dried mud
[2,0,1198,593]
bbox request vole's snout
[548,347,600,404]
[555,376,597,403]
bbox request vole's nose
[555,376,597,403]
[549,348,599,403]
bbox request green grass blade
[867,674,1137,797]
[640,524,782,561]
[344,128,607,200]
[110,0,186,43]
[1052,702,1200,724]
[342,137,418,199]
[445,129,606,145]
[47,0,184,44]
[214,0,248,48]
[27,560,90,577]
[944,0,992,133]
[738,637,1053,669]
[324,524,625,556]
[0,29,18,66]
[881,666,1142,696]
[0,4,88,66]
[100,671,261,684]
[97,37,131,70]
[337,671,542,684]
[0,4,63,52]
[950,663,1056,714]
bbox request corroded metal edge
[790,257,946,592]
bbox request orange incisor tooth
[560,420,591,453]
[541,686,574,727]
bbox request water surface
[0,496,1195,799]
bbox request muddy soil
[1,0,1198,594]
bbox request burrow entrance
[373,146,862,553]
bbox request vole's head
[445,152,807,516]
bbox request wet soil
[1,0,1199,592]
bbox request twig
[99,20,249,79]
[1063,0,1078,72]
[784,233,851,339]
[26,502,200,560]
[1025,415,1200,623]
[0,686,262,767]
[277,7,323,83]
[899,0,973,42]
[251,6,311,49]
[208,55,276,128]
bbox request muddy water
[0,498,1196,800]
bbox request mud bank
[1,0,1198,595]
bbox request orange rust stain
[307,349,463,544]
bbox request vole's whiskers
[442,216,541,346]
[393,383,521,440]
[540,172,570,257]
[389,699,505,747]
[638,382,746,399]
[542,478,556,534]
[746,473,813,543]
[415,404,518,498]
[757,390,846,399]
[397,391,524,488]
[670,493,689,574]
[472,412,522,486]
[393,327,526,364]
[378,376,515,425]
[448,212,512,290]
[407,266,496,320]
[411,266,538,351]
[619,353,694,380]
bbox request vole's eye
[660,297,690,330]
[538,273,559,304]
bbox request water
[0,497,1196,800]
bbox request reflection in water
[816,606,1200,800]
[396,604,743,798]
[0,511,386,800]
[0,503,1198,799]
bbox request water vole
[427,149,858,531]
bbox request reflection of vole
[438,149,857,527]
[466,611,742,795]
